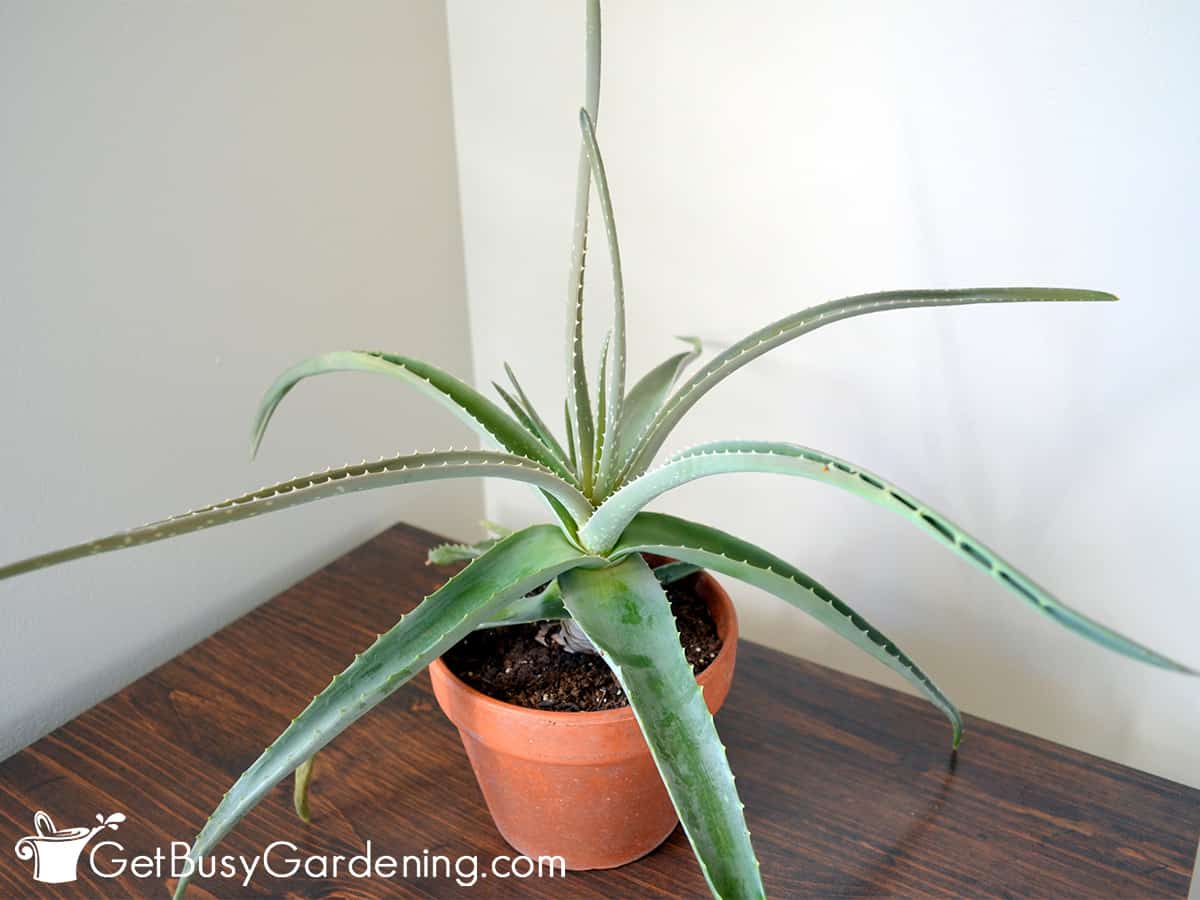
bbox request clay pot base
[429,571,738,871]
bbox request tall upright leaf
[608,337,702,483]
[503,363,571,468]
[564,0,602,491]
[493,380,576,484]
[592,330,612,488]
[579,108,627,496]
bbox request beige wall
[446,1,1200,786]
[0,1,481,759]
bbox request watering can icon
[14,810,125,883]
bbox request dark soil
[441,572,722,712]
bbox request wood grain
[1,523,1196,898]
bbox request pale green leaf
[586,440,1194,675]
[580,108,627,497]
[250,350,573,483]
[0,451,591,581]
[615,512,962,746]
[564,0,602,494]
[503,363,571,468]
[560,557,764,899]
[619,288,1117,481]
[608,337,702,484]
[174,526,599,899]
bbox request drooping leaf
[0,451,591,581]
[250,350,573,482]
[559,557,764,899]
[618,288,1117,481]
[586,440,1195,675]
[579,108,627,497]
[292,756,315,823]
[615,512,962,746]
[173,526,599,899]
[608,337,702,485]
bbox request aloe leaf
[481,581,568,628]
[0,451,591,581]
[493,380,577,485]
[619,288,1117,481]
[652,560,702,585]
[427,539,500,566]
[609,337,702,482]
[250,350,573,483]
[564,0,601,494]
[173,525,598,899]
[593,330,612,488]
[503,363,571,466]
[615,512,963,746]
[560,557,763,899]
[571,322,595,493]
[563,398,578,473]
[579,108,627,497]
[292,756,315,823]
[586,440,1195,675]
[479,560,698,630]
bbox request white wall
[447,0,1200,786]
[0,1,481,759]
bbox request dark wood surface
[1,523,1197,898]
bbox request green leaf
[0,451,591,581]
[615,512,962,747]
[618,288,1117,481]
[292,756,315,823]
[493,380,578,486]
[586,440,1195,675]
[609,337,702,484]
[563,398,578,473]
[427,538,500,566]
[481,581,568,628]
[592,330,612,489]
[479,560,697,630]
[250,350,573,483]
[503,363,571,468]
[652,560,702,585]
[564,0,601,493]
[559,557,764,900]
[570,316,595,493]
[580,108,627,497]
[173,526,599,899]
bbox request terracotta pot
[428,569,738,870]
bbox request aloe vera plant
[1,3,1194,898]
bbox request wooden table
[1,523,1197,898]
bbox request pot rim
[428,567,737,728]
